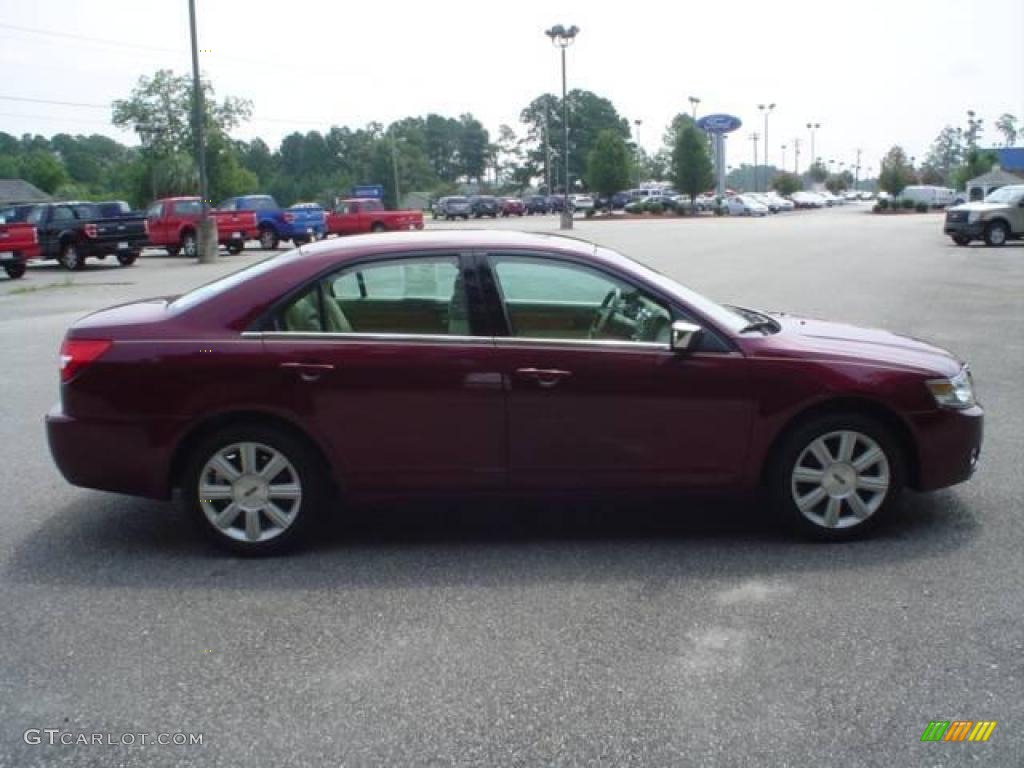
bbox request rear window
[170,255,286,313]
[72,204,99,219]
[173,200,202,216]
[242,196,277,211]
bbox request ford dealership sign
[696,114,742,134]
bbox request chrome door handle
[514,367,572,388]
[279,361,335,382]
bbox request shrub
[646,201,664,215]
[915,201,928,213]
[877,198,890,210]
[624,200,644,214]
[901,198,915,210]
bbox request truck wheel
[5,262,26,279]
[952,235,971,246]
[259,228,279,250]
[117,252,138,266]
[59,242,84,271]
[166,246,180,257]
[984,221,1008,247]
[227,242,244,255]
[370,222,386,233]
[181,231,198,258]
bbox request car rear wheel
[259,228,279,250]
[769,413,904,541]
[184,425,327,555]
[952,235,971,246]
[5,262,26,279]
[370,222,386,233]
[226,242,244,255]
[59,242,84,271]
[165,246,180,257]
[984,221,1008,247]
[117,252,138,266]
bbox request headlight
[926,366,976,409]
[967,211,982,223]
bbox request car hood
[756,314,962,376]
[947,202,1007,214]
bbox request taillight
[60,338,112,383]
[283,212,295,223]
[31,228,38,244]
[144,219,150,234]
[83,223,98,238]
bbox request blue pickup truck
[217,195,325,250]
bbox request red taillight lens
[60,338,112,383]
[144,219,150,234]
[31,228,38,244]
[283,212,295,223]
[83,223,98,238]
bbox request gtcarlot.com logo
[921,720,997,742]
[24,729,204,747]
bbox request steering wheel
[589,287,622,338]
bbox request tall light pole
[793,137,801,175]
[688,96,701,120]
[749,132,760,192]
[633,119,643,188]
[545,24,579,230]
[854,147,862,192]
[781,144,787,173]
[188,0,217,263]
[390,131,402,209]
[806,122,820,173]
[543,106,552,194]
[758,103,775,192]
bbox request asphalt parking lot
[1,205,1022,767]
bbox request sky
[0,0,1022,178]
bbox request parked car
[523,195,550,215]
[570,194,595,213]
[145,197,259,256]
[790,191,825,209]
[901,186,956,209]
[6,202,148,269]
[762,192,795,211]
[547,195,567,213]
[218,194,325,250]
[469,195,500,218]
[46,230,983,554]
[325,198,424,236]
[434,196,472,220]
[748,193,780,213]
[724,195,770,216]
[944,184,1024,247]
[500,198,525,217]
[609,191,632,210]
[0,219,39,279]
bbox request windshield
[596,246,748,334]
[984,186,1024,204]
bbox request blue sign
[352,184,384,199]
[696,114,742,134]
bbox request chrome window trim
[246,331,492,346]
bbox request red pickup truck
[145,197,259,256]
[325,198,424,237]
[0,221,40,279]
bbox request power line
[0,111,114,126]
[0,21,182,54]
[0,95,110,110]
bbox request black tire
[183,424,329,556]
[59,241,84,271]
[259,228,279,251]
[768,412,904,541]
[5,262,26,279]
[117,251,138,266]
[226,241,244,255]
[952,235,971,246]
[292,237,308,246]
[166,246,181,257]
[984,221,1008,247]
[370,222,386,233]
[181,230,198,258]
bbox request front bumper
[908,405,983,491]
[943,220,984,237]
[46,405,175,500]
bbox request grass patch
[7,277,75,295]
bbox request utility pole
[634,119,643,188]
[189,0,217,263]
[749,132,760,192]
[793,137,801,175]
[781,144,787,174]
[544,107,552,194]
[390,132,401,208]
[758,103,775,192]
[854,147,862,191]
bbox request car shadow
[6,489,979,592]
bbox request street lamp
[634,119,643,188]
[793,137,801,175]
[749,132,760,192]
[545,23,580,230]
[688,96,701,119]
[758,103,775,192]
[781,144,787,173]
[806,122,820,174]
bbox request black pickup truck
[2,202,149,270]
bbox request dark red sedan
[47,231,983,554]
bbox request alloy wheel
[197,442,302,543]
[790,430,890,530]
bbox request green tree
[994,113,1018,147]
[805,160,828,184]
[19,150,67,193]
[771,171,801,196]
[923,126,963,186]
[671,125,713,211]
[878,146,914,198]
[952,148,999,190]
[586,130,631,206]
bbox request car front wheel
[184,425,327,555]
[59,242,84,271]
[770,413,903,541]
[952,235,971,246]
[984,221,1008,247]
[5,262,26,279]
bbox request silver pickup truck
[944,184,1024,246]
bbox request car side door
[480,251,753,491]
[256,250,506,494]
[145,202,166,244]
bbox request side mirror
[670,321,702,352]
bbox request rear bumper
[943,221,984,237]
[46,405,175,500]
[218,228,257,244]
[908,405,983,491]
